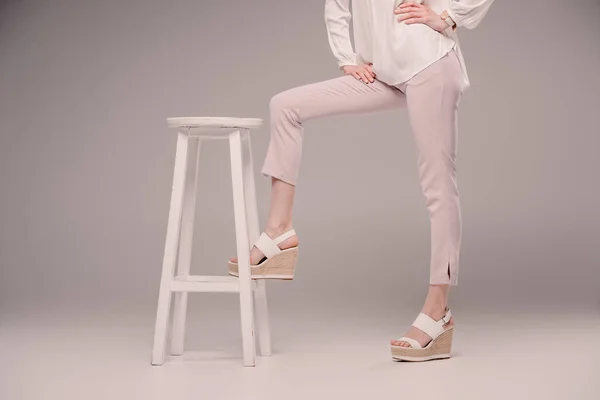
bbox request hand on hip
[342,63,377,84]
[395,2,448,33]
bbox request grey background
[1,0,599,320]
[2,1,600,399]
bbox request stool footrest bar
[171,275,250,293]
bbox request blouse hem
[384,44,456,88]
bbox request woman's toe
[390,339,411,348]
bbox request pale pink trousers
[261,49,464,285]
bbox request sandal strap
[412,309,452,340]
[254,232,283,259]
[273,228,296,245]
[396,337,422,349]
[253,229,296,259]
[442,309,452,324]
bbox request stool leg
[152,131,190,366]
[229,130,256,367]
[241,129,272,357]
[170,137,201,356]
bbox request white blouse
[324,0,495,91]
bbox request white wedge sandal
[390,308,454,362]
[228,229,299,280]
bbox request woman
[229,0,495,362]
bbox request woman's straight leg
[390,49,464,349]
[399,49,464,286]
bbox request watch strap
[441,10,457,30]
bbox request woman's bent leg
[231,75,405,264]
[261,74,407,186]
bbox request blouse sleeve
[446,0,495,30]
[324,0,358,69]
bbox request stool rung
[170,275,252,293]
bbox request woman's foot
[229,225,299,265]
[390,285,453,348]
[390,309,453,348]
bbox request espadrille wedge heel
[228,229,299,280]
[391,308,454,362]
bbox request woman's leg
[390,50,464,347]
[230,74,406,264]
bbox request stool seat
[167,117,263,130]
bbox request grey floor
[2,304,599,400]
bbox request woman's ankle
[265,223,293,237]
[422,284,450,319]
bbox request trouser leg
[397,50,464,286]
[261,75,407,186]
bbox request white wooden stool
[151,117,271,367]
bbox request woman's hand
[394,2,448,33]
[342,63,376,84]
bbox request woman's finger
[361,70,374,83]
[400,16,427,24]
[398,11,422,20]
[352,72,362,81]
[398,12,423,22]
[366,65,376,78]
[395,4,421,14]
[358,71,368,83]
[399,2,423,9]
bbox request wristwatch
[440,10,457,31]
